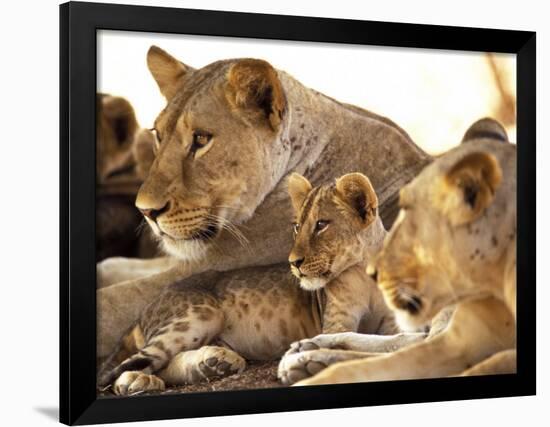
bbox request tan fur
[147,46,191,101]
[97,94,139,186]
[287,173,383,291]
[288,173,313,212]
[278,173,438,384]
[226,59,287,130]
[97,47,431,358]
[96,94,158,261]
[98,174,397,395]
[97,94,157,194]
[295,118,517,385]
[294,297,514,384]
[435,151,502,226]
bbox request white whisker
[203,213,251,251]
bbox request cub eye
[191,130,213,155]
[315,220,330,233]
[292,223,300,235]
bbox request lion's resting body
[97,49,431,358]
[293,119,517,385]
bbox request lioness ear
[435,151,502,226]
[287,173,312,212]
[147,46,192,101]
[335,173,378,225]
[461,118,508,144]
[226,59,286,130]
[133,129,156,180]
[101,95,138,146]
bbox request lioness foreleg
[278,332,426,384]
[459,349,516,376]
[294,297,515,385]
[278,349,379,385]
[97,256,178,288]
[285,331,427,355]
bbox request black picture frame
[60,1,536,425]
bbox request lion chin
[299,277,328,291]
[160,237,210,262]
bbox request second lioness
[98,173,403,395]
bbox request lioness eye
[292,223,300,235]
[315,220,330,233]
[191,130,213,154]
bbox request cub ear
[435,151,503,226]
[101,95,138,146]
[147,46,193,101]
[335,173,378,226]
[287,173,312,212]
[226,59,286,130]
[461,118,508,144]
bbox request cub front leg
[159,346,246,385]
[295,297,515,385]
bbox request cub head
[136,46,288,260]
[97,94,156,189]
[287,172,384,291]
[367,118,514,331]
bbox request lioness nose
[139,201,170,221]
[289,257,305,269]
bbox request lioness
[98,173,414,395]
[97,46,431,357]
[96,94,159,261]
[293,118,516,385]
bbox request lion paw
[285,334,345,356]
[113,371,165,396]
[196,346,246,380]
[278,351,330,385]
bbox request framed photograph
[60,1,536,425]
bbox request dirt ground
[99,360,282,397]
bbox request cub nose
[289,257,305,269]
[139,201,170,221]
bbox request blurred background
[98,30,516,155]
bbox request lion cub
[279,173,429,384]
[98,173,399,395]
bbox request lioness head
[287,172,385,291]
[136,46,288,260]
[367,118,515,331]
[97,94,156,188]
